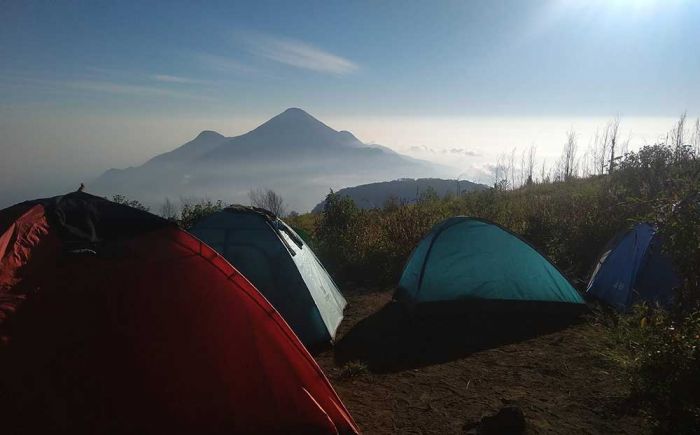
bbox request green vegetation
[111,194,149,211]
[110,196,225,230]
[594,306,700,433]
[288,117,700,431]
[300,163,694,290]
[177,199,225,230]
[294,128,698,292]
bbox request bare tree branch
[607,116,620,174]
[248,188,287,216]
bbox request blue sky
[1,0,699,204]
[2,0,698,116]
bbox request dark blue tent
[586,223,679,311]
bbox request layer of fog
[0,111,689,209]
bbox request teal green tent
[396,217,584,309]
[190,206,347,347]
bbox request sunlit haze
[1,0,698,208]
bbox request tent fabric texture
[396,217,584,309]
[586,223,679,311]
[0,192,358,434]
[190,206,347,347]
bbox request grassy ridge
[289,140,700,431]
[292,142,698,292]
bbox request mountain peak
[282,107,309,115]
[195,130,225,140]
[141,129,227,166]
[250,107,334,137]
[269,107,319,124]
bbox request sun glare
[561,0,670,17]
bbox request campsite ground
[317,289,648,434]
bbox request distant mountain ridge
[147,130,227,164]
[92,108,459,211]
[312,178,489,212]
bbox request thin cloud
[8,76,217,102]
[66,80,214,100]
[244,34,358,75]
[409,145,434,153]
[84,68,212,86]
[407,145,480,157]
[151,74,212,85]
[1,70,219,102]
[84,66,132,77]
[445,147,480,157]
[198,53,257,74]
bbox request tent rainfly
[396,217,585,311]
[587,223,678,311]
[0,192,358,434]
[190,206,347,347]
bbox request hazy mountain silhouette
[312,178,489,212]
[92,108,457,211]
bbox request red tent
[0,192,358,434]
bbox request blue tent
[586,223,679,311]
[190,206,347,347]
[396,217,584,310]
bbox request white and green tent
[190,206,346,347]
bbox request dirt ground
[316,289,648,434]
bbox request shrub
[309,142,698,292]
[178,199,225,230]
[605,307,700,432]
[111,194,149,211]
[660,194,700,312]
[315,191,365,281]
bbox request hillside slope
[312,178,489,212]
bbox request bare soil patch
[317,289,647,434]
